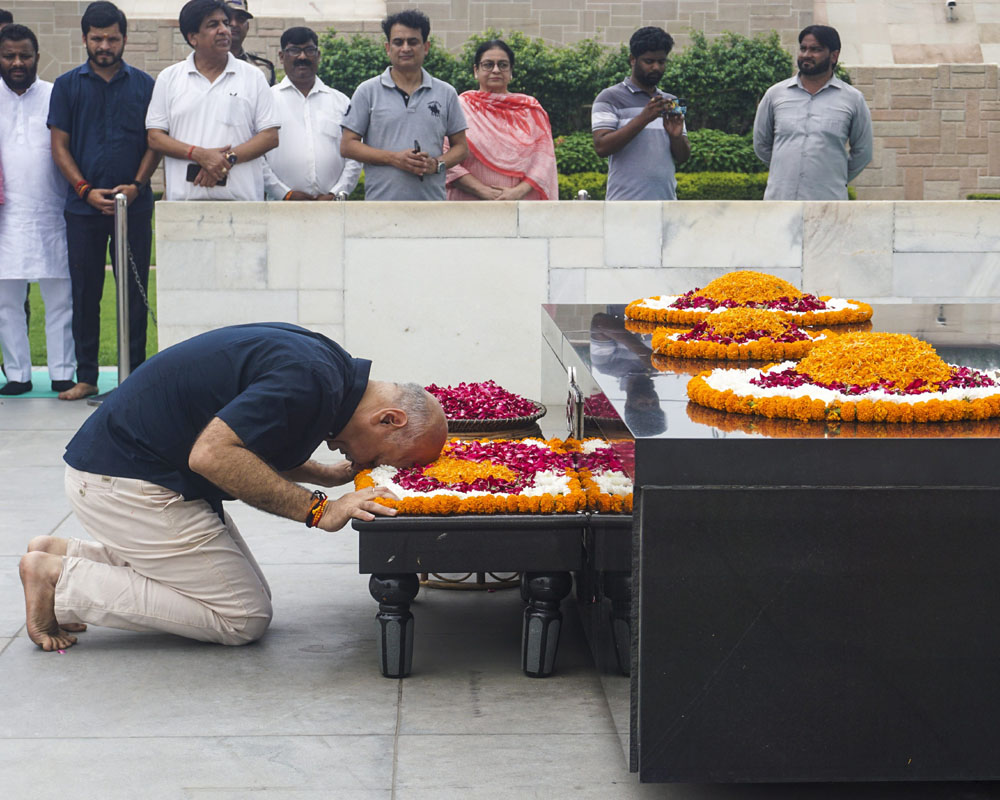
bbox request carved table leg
[369,573,419,678]
[521,571,573,678]
[605,571,632,677]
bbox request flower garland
[355,437,636,515]
[687,401,1000,439]
[563,438,634,513]
[355,438,587,515]
[650,308,829,360]
[686,333,1000,423]
[624,270,873,327]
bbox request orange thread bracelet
[283,190,294,201]
[305,490,328,528]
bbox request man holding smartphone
[592,26,690,201]
[146,0,279,201]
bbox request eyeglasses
[477,60,510,72]
[283,45,319,57]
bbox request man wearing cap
[146,0,279,201]
[226,0,274,86]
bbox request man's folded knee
[220,603,273,645]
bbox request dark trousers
[64,208,152,386]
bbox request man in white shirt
[0,24,75,395]
[145,0,279,201]
[263,26,360,201]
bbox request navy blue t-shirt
[64,323,371,508]
[47,61,155,216]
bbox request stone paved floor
[2,396,999,799]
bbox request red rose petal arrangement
[354,437,633,515]
[426,380,541,420]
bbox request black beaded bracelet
[131,180,145,190]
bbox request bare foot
[19,551,78,651]
[25,538,86,630]
[58,382,98,401]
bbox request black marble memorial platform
[543,302,1000,783]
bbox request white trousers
[0,278,75,383]
[56,466,273,646]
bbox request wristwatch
[226,151,238,167]
[435,159,446,175]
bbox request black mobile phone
[186,162,227,187]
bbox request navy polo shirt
[47,60,155,216]
[64,323,372,511]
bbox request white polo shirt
[146,52,280,201]
[263,76,361,199]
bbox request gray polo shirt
[591,78,686,201]
[342,67,466,201]
[753,74,873,200]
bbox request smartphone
[413,139,424,181]
[663,97,688,117]
[186,162,227,187]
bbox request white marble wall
[156,200,1000,398]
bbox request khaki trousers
[56,465,273,645]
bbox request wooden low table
[353,513,610,679]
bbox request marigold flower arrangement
[651,308,830,360]
[355,437,636,515]
[625,270,873,327]
[355,438,587,515]
[687,402,1000,439]
[686,332,1000,423]
[562,438,634,513]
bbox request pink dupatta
[458,90,558,201]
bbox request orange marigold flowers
[624,270,874,327]
[650,309,829,361]
[698,270,803,304]
[354,437,633,516]
[797,332,952,390]
[685,332,1000,425]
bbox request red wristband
[186,145,196,160]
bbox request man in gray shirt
[341,9,467,201]
[591,26,690,201]
[753,25,872,200]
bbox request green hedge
[554,132,607,174]
[967,193,1000,199]
[679,129,765,174]
[559,171,769,200]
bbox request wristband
[80,184,93,200]
[131,180,145,190]
[186,145,196,160]
[283,190,294,201]
[74,179,88,195]
[305,490,328,528]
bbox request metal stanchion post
[87,192,130,406]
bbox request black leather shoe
[51,380,75,392]
[0,380,32,396]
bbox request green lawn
[0,269,158,369]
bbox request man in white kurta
[262,26,360,200]
[0,24,75,395]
